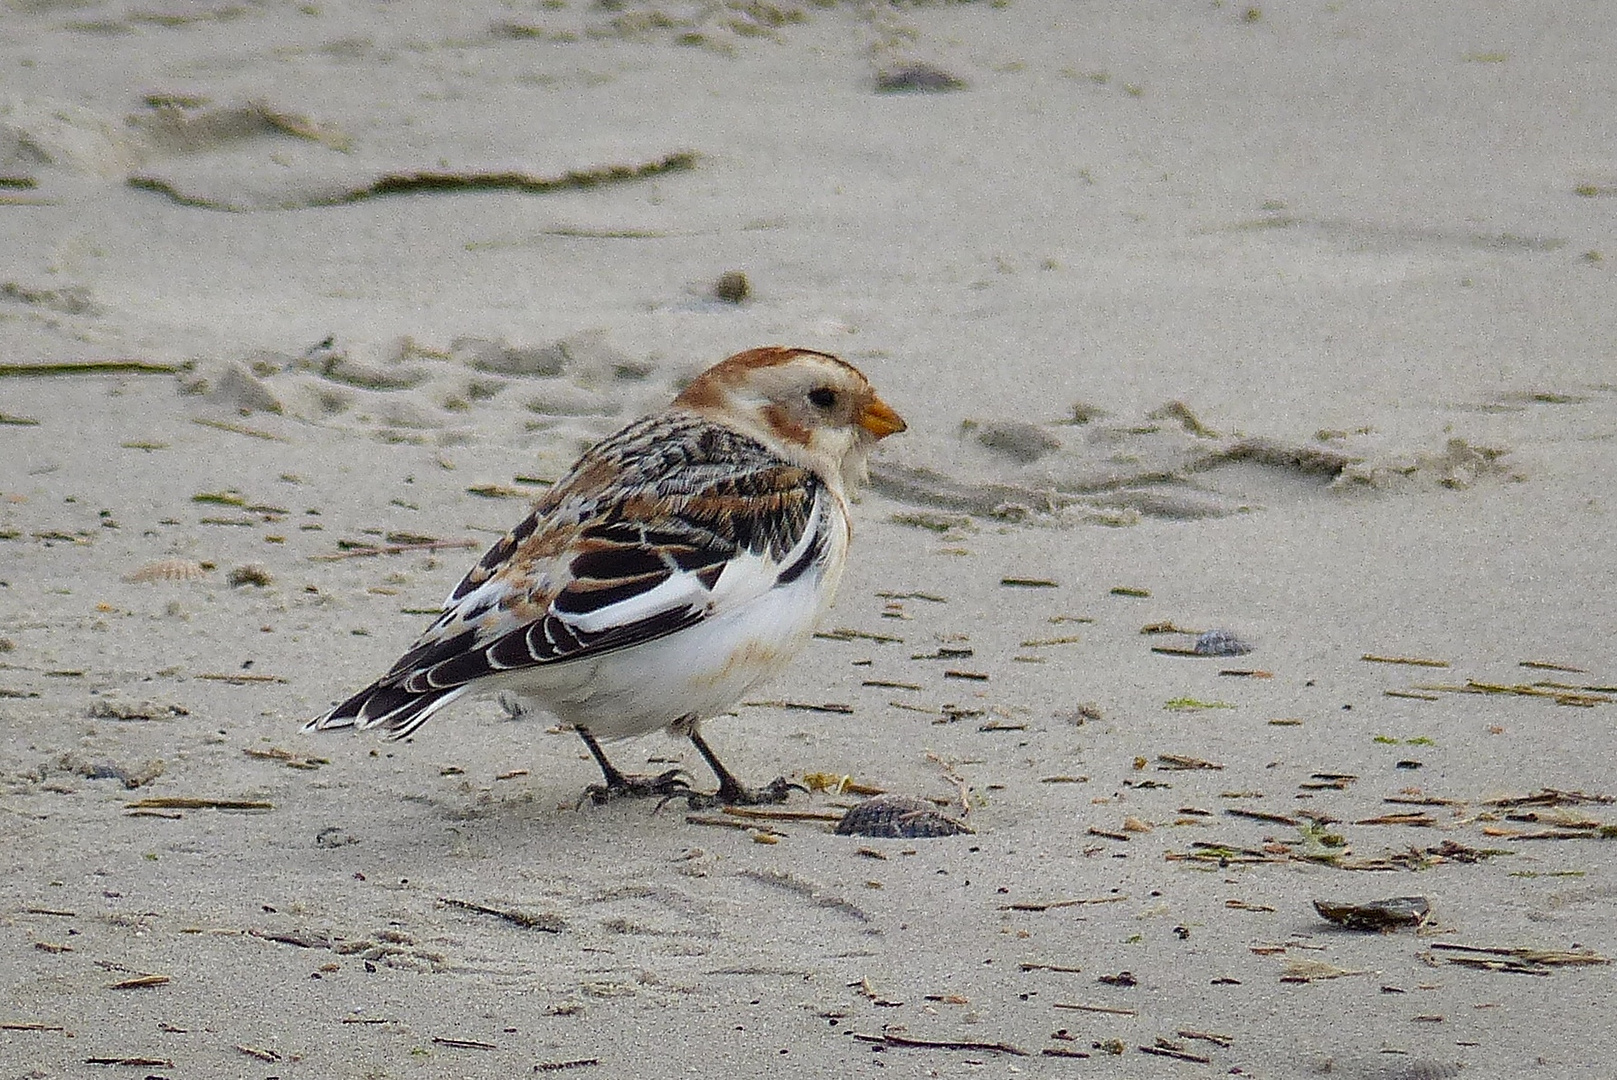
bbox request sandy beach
[4,2,1616,1076]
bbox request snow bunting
[306,346,905,805]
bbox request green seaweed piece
[1164,697,1235,712]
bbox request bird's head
[674,346,906,489]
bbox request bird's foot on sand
[581,768,692,807]
[678,775,805,810]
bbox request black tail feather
[304,681,467,741]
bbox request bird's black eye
[807,387,838,410]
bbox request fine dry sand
[3,2,1616,1077]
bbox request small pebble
[875,63,967,94]
[1194,629,1253,656]
[712,270,750,304]
[228,563,274,587]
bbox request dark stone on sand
[875,63,967,94]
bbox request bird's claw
[678,775,806,810]
[580,768,692,808]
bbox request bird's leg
[576,726,690,806]
[683,727,803,808]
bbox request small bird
[305,346,906,806]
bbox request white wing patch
[562,569,713,635]
[706,493,825,612]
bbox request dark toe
[682,776,804,809]
[581,768,691,807]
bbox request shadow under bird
[305,346,906,807]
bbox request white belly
[492,549,841,740]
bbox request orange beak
[857,395,907,439]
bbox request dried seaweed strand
[720,806,843,823]
[129,152,699,211]
[1159,754,1225,770]
[1225,807,1298,826]
[815,627,904,644]
[741,699,854,714]
[438,897,563,932]
[1177,1029,1234,1047]
[1430,942,1610,968]
[1520,660,1585,673]
[1052,1002,1136,1016]
[1486,789,1613,807]
[1002,895,1127,912]
[310,538,479,561]
[124,797,271,811]
[1166,842,1289,864]
[0,360,181,378]
[1415,681,1613,706]
[191,416,288,442]
[851,1032,1028,1055]
[685,814,784,835]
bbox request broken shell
[1313,895,1431,931]
[834,794,973,839]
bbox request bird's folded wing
[376,461,825,696]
